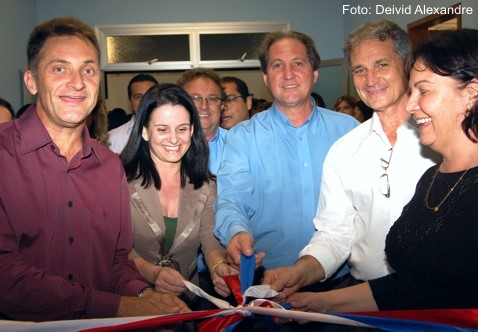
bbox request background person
[333,95,364,122]
[356,99,374,122]
[311,91,326,108]
[177,67,226,175]
[108,73,158,154]
[220,76,252,129]
[108,107,130,131]
[0,97,15,123]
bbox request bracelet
[211,260,227,276]
[137,286,154,298]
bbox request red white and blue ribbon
[79,254,478,331]
[3,254,477,331]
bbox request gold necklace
[425,164,469,212]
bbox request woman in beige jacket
[121,83,236,304]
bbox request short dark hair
[406,29,478,143]
[127,73,159,99]
[27,16,100,76]
[311,92,326,108]
[121,83,213,189]
[257,31,321,74]
[220,76,251,102]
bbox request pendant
[434,206,439,212]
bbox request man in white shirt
[108,73,158,154]
[263,20,439,295]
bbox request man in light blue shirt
[214,31,359,274]
[207,126,227,175]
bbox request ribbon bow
[184,254,285,332]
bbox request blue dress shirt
[214,103,359,269]
[208,127,227,175]
[197,126,228,274]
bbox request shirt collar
[269,103,315,130]
[370,111,412,146]
[17,104,102,164]
[209,126,227,143]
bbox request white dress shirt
[108,116,135,154]
[300,113,439,281]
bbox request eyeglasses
[190,95,223,106]
[379,148,393,198]
[224,95,245,105]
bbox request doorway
[407,2,462,50]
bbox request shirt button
[68,274,73,280]
[68,201,73,208]
[50,145,55,150]
[68,237,74,244]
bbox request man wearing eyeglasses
[177,67,227,175]
[263,21,439,297]
[220,76,253,129]
[214,31,359,287]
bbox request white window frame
[95,21,290,71]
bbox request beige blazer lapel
[131,179,166,253]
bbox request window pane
[106,35,189,64]
[200,33,267,61]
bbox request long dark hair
[406,29,478,143]
[121,83,213,189]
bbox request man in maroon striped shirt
[0,16,189,322]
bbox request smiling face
[142,104,193,167]
[406,59,470,152]
[24,36,100,130]
[350,38,408,113]
[182,77,222,141]
[262,38,318,111]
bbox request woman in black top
[287,28,478,312]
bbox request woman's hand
[152,266,188,295]
[211,261,240,297]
